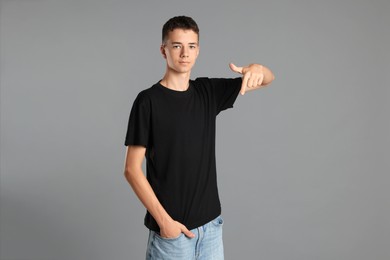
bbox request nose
[180,46,189,58]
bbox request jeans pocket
[153,230,183,241]
[211,215,224,227]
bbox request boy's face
[160,29,199,74]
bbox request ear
[160,44,167,59]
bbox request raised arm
[230,63,275,95]
[124,145,195,238]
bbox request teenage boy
[124,16,275,259]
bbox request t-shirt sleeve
[210,77,242,114]
[124,92,151,147]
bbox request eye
[189,45,197,49]
[173,45,181,49]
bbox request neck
[160,67,191,91]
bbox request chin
[173,67,193,74]
[167,63,194,74]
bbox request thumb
[229,63,243,74]
[181,225,195,238]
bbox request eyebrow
[171,42,198,45]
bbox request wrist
[156,213,174,230]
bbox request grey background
[1,0,389,259]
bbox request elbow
[124,168,133,180]
[124,169,135,186]
[124,166,142,182]
[124,168,130,179]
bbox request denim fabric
[145,215,224,260]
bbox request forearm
[124,168,172,228]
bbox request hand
[160,219,195,239]
[229,63,265,95]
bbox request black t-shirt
[124,77,242,232]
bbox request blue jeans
[145,215,224,260]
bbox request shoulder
[131,85,156,107]
[193,77,232,88]
[193,77,242,89]
[136,81,162,100]
[194,77,242,84]
[192,77,211,87]
[194,77,211,82]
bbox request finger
[241,71,251,95]
[248,75,257,88]
[181,225,195,238]
[229,63,243,74]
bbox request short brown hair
[162,16,199,43]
